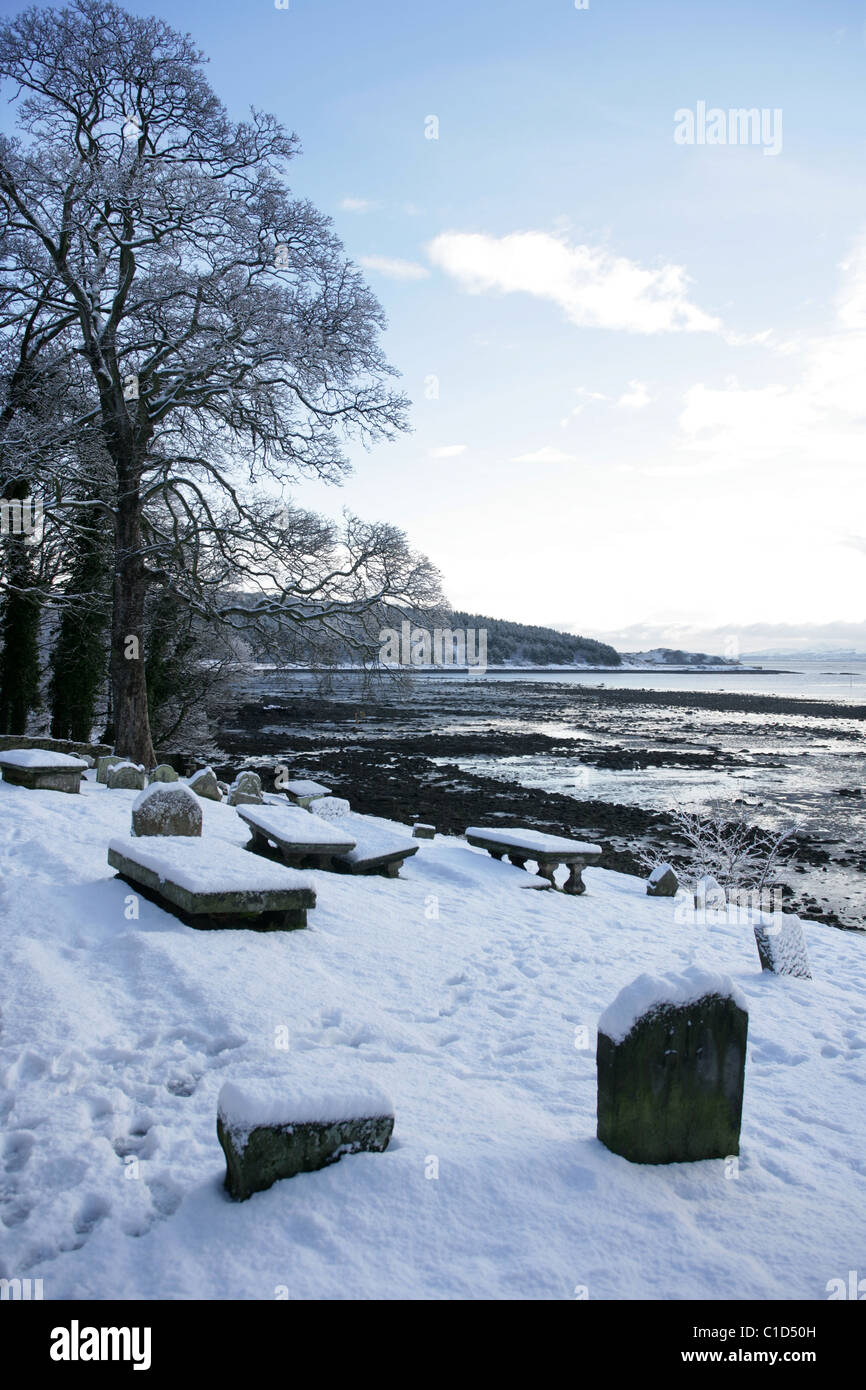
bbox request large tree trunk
[110,479,154,766]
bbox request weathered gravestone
[311,796,351,820]
[227,771,264,806]
[132,783,202,838]
[695,876,727,912]
[596,966,748,1164]
[646,863,678,897]
[106,761,146,791]
[187,766,222,801]
[96,754,124,784]
[753,911,811,979]
[412,823,435,840]
[148,764,179,784]
[217,1073,394,1201]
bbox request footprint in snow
[2,1130,34,1173]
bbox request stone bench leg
[382,860,401,878]
[509,854,528,870]
[536,860,558,888]
[564,863,587,896]
[488,850,504,861]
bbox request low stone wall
[0,734,113,760]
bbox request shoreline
[212,672,865,932]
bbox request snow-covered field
[0,773,864,1300]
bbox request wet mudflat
[213,671,866,931]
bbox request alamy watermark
[0,496,43,537]
[379,620,487,672]
[674,102,782,156]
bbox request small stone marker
[646,863,678,897]
[132,783,202,838]
[753,911,811,979]
[312,796,351,820]
[596,967,748,1164]
[695,875,726,911]
[106,761,146,791]
[412,823,435,840]
[187,766,222,801]
[217,1073,394,1201]
[227,771,264,806]
[97,754,124,784]
[148,764,179,784]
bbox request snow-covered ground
[0,773,863,1300]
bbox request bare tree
[0,0,435,763]
[637,800,798,896]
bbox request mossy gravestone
[107,762,146,791]
[596,967,748,1164]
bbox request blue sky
[5,0,866,652]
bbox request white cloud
[427,231,722,334]
[428,444,467,458]
[675,239,866,473]
[618,380,652,409]
[510,446,578,464]
[340,197,377,212]
[359,255,430,281]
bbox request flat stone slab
[0,748,87,793]
[465,825,602,893]
[107,836,315,930]
[331,812,419,877]
[597,967,748,1164]
[238,803,356,868]
[217,1074,394,1201]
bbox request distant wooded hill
[450,612,621,667]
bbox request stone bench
[237,803,357,870]
[107,836,316,930]
[331,811,419,879]
[0,748,88,794]
[282,779,331,809]
[464,826,602,895]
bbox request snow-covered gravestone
[596,967,748,1164]
[217,1072,395,1201]
[187,766,222,801]
[646,863,678,897]
[311,796,351,820]
[148,763,179,784]
[106,761,146,791]
[132,783,202,838]
[227,771,263,806]
[753,911,811,979]
[97,754,124,784]
[695,876,726,912]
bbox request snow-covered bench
[237,802,357,870]
[0,748,88,794]
[465,826,602,895]
[107,836,316,930]
[330,811,419,879]
[282,779,331,808]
